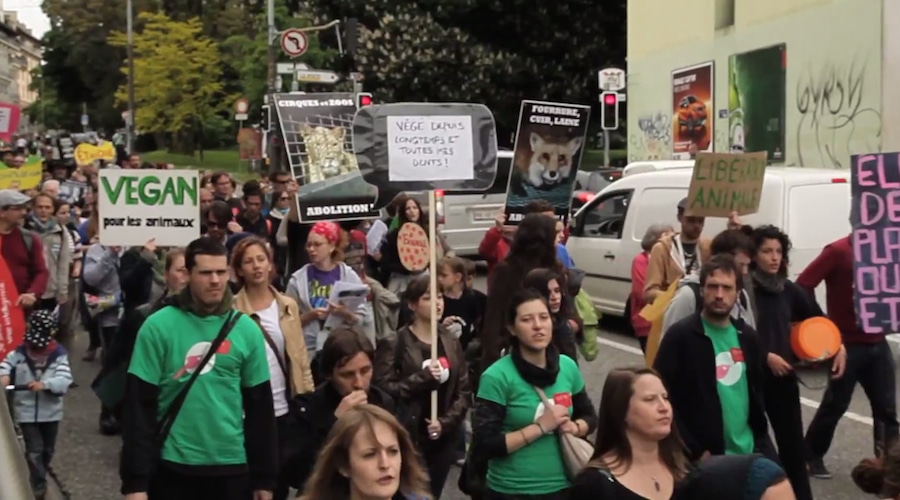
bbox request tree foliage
[32,0,625,146]
[108,13,229,152]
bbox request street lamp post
[126,0,136,154]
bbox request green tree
[298,0,626,138]
[220,4,338,115]
[109,12,231,156]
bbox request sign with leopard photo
[271,92,379,222]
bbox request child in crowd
[438,257,486,350]
[0,310,73,500]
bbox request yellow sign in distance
[74,141,116,166]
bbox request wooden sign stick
[428,189,439,424]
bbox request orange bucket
[790,317,842,363]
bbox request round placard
[397,223,429,272]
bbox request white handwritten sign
[386,115,474,182]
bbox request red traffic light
[360,95,372,106]
[603,93,618,106]
[357,93,373,107]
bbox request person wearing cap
[0,309,74,500]
[642,197,712,304]
[0,189,49,307]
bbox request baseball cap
[677,197,688,211]
[0,189,31,208]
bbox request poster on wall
[728,44,786,163]
[672,62,714,159]
[271,93,379,222]
[503,100,590,225]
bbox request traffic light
[356,92,373,108]
[260,104,271,132]
[600,91,619,130]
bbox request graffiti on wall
[629,112,672,161]
[794,57,882,168]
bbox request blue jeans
[20,421,60,493]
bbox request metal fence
[0,391,35,499]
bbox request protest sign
[352,102,498,209]
[503,100,590,225]
[74,141,116,165]
[98,170,201,246]
[851,152,900,334]
[0,256,25,361]
[0,159,41,190]
[684,151,767,217]
[270,92,378,222]
[0,103,20,143]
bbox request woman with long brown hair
[572,367,688,499]
[301,404,432,500]
[231,236,314,499]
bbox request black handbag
[155,311,241,448]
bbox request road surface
[50,276,889,499]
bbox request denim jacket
[0,345,73,423]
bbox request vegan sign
[684,151,767,218]
[98,170,201,246]
[851,152,900,334]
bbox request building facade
[626,0,899,168]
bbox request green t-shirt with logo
[128,306,270,466]
[702,317,754,455]
[476,354,584,495]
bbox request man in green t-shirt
[654,254,774,462]
[120,237,277,500]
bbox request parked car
[571,168,623,211]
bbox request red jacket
[630,251,651,337]
[0,227,49,297]
[478,227,511,280]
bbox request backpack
[19,227,35,254]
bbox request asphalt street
[49,276,889,499]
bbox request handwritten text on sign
[685,151,767,218]
[851,153,900,334]
[386,115,474,182]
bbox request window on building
[715,0,735,29]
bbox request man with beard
[654,254,774,462]
[120,238,277,499]
[643,197,711,304]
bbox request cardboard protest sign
[352,103,498,209]
[0,255,25,361]
[683,151,767,217]
[503,100,590,225]
[851,152,900,334]
[397,222,429,271]
[270,92,378,222]
[237,128,263,160]
[98,170,201,246]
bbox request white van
[567,166,851,318]
[440,150,513,256]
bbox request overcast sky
[7,2,49,39]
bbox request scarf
[27,214,57,234]
[511,342,561,387]
[171,285,234,317]
[751,268,786,294]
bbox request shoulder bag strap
[533,386,553,408]
[251,313,289,381]
[155,310,242,448]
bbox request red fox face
[525,132,583,188]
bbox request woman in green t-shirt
[472,289,597,499]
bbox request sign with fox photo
[503,100,591,225]
[352,102,499,209]
[270,92,379,222]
